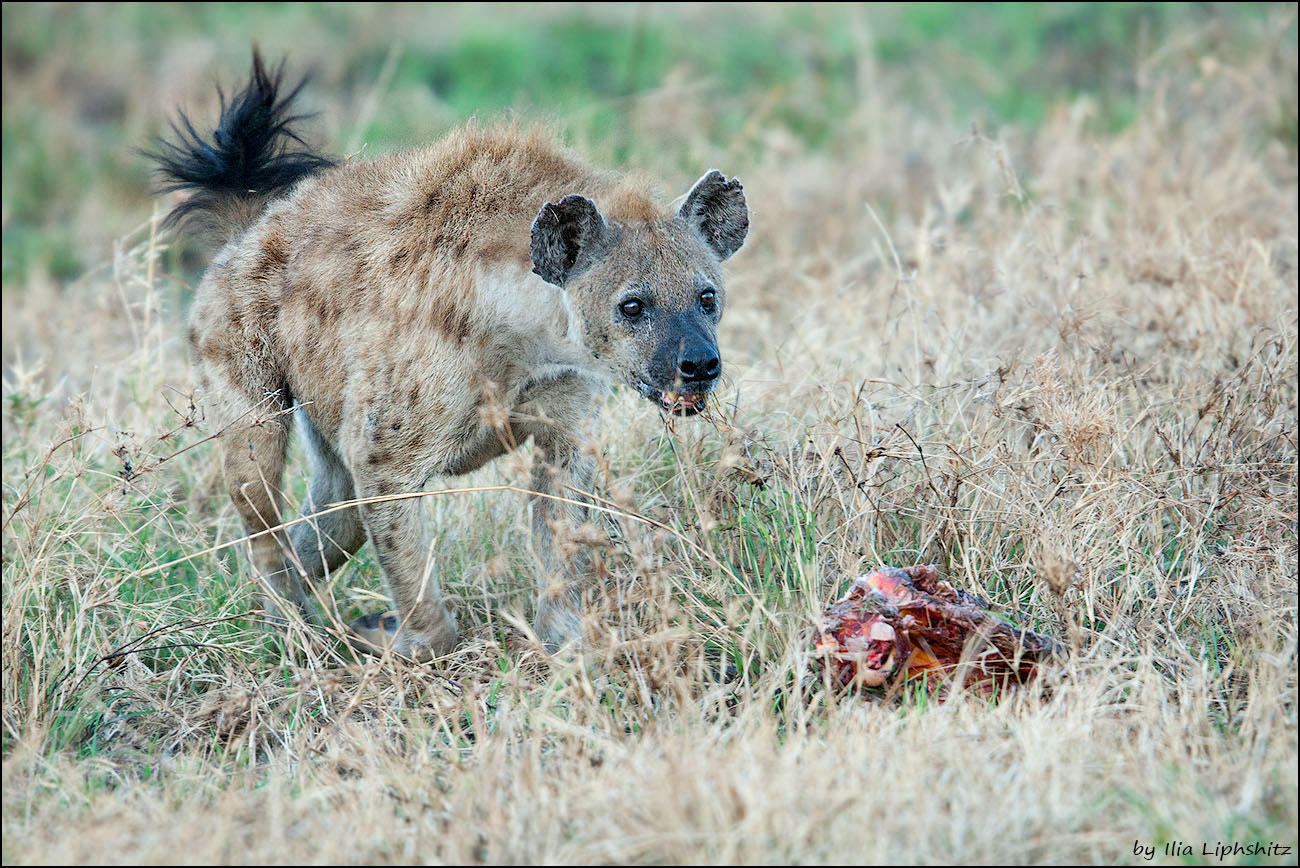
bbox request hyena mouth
[633,378,708,416]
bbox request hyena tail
[146,47,334,245]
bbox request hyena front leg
[530,432,597,649]
[350,494,459,658]
[341,433,458,658]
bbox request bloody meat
[812,565,1063,695]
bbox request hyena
[149,52,748,657]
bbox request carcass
[812,565,1063,696]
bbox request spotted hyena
[149,51,748,657]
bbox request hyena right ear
[530,194,610,287]
[678,170,748,261]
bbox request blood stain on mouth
[660,391,705,413]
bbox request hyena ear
[530,194,610,287]
[677,170,749,261]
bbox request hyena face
[530,171,748,415]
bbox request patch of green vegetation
[3,2,1277,288]
[721,481,820,602]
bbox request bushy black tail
[146,48,335,242]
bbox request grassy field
[2,3,1297,864]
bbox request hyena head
[530,170,748,416]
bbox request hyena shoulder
[270,124,639,281]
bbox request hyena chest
[400,364,602,479]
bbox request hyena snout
[675,338,721,385]
[639,327,723,415]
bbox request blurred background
[2,2,1291,292]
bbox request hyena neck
[476,262,610,401]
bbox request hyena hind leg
[204,372,313,626]
[287,408,369,581]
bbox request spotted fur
[153,53,749,655]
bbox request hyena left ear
[530,194,610,287]
[677,170,749,261]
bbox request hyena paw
[535,604,583,655]
[347,611,399,657]
[400,608,459,660]
[347,609,458,660]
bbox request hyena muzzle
[148,51,748,658]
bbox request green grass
[4,3,1292,289]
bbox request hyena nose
[677,348,721,383]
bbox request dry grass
[2,10,1297,865]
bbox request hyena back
[151,51,748,657]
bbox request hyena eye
[620,298,645,319]
[700,289,717,312]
